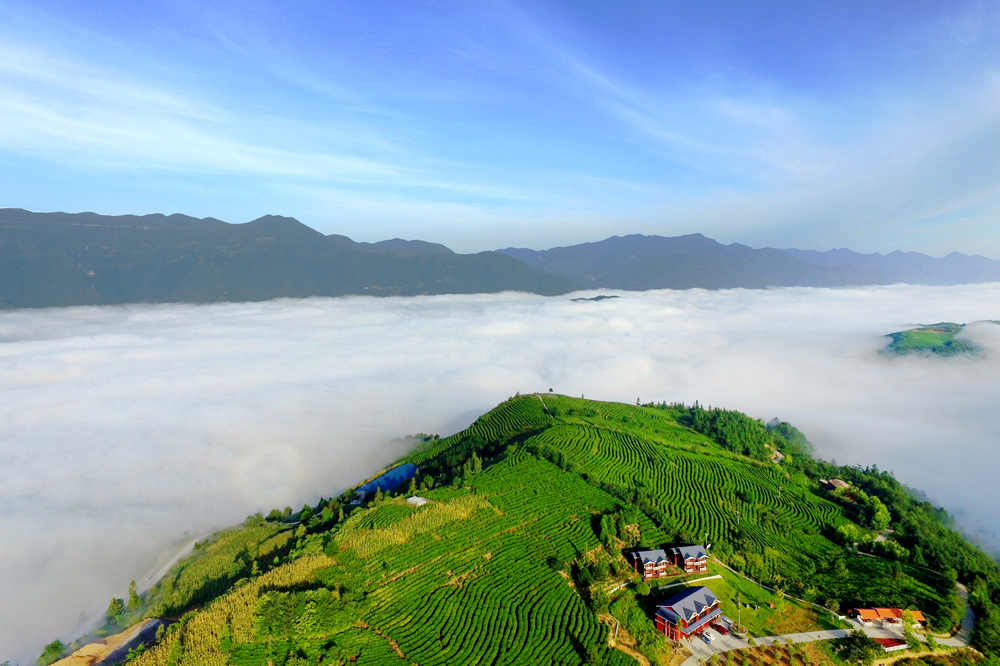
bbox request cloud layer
[2,285,1000,660]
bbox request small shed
[407,496,428,507]
[873,638,909,653]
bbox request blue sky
[1,0,1000,254]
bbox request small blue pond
[357,464,419,494]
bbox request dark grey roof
[631,549,668,565]
[670,544,708,561]
[657,604,723,635]
[656,586,720,623]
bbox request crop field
[883,322,982,356]
[142,521,292,619]
[142,452,640,666]
[333,453,627,665]
[119,394,960,666]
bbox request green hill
[883,322,995,357]
[0,209,575,308]
[70,396,1000,666]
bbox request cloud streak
[2,285,1000,661]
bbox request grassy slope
[884,323,981,357]
[121,395,967,666]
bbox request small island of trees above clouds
[883,321,1000,358]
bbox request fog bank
[2,285,1000,661]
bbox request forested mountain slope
[782,247,1000,285]
[0,209,574,308]
[499,234,1000,290]
[498,234,888,290]
[60,395,1000,666]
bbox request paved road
[681,628,852,665]
[680,617,972,666]
[938,583,974,648]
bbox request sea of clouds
[2,284,1000,661]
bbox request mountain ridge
[498,233,890,289]
[5,208,1000,310]
[498,233,1000,290]
[0,209,574,308]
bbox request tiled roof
[659,606,722,636]
[656,586,720,622]
[670,545,708,561]
[632,549,669,565]
[873,638,908,652]
[854,607,925,622]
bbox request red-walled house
[670,545,709,573]
[629,549,671,580]
[655,586,722,641]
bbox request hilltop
[883,322,999,357]
[43,395,1000,666]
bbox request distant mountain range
[0,209,574,308]
[498,233,1000,290]
[780,247,1000,285]
[3,209,999,309]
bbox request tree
[106,597,125,621]
[864,495,891,533]
[635,582,650,595]
[37,641,65,666]
[774,588,788,617]
[408,477,417,496]
[599,514,618,544]
[825,598,841,616]
[127,580,140,612]
[374,487,384,502]
[838,630,881,665]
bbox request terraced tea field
[128,394,955,666]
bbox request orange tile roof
[858,607,925,622]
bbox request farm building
[849,608,925,628]
[820,478,850,491]
[654,586,722,641]
[669,545,709,573]
[873,638,909,653]
[406,496,427,507]
[629,549,672,580]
